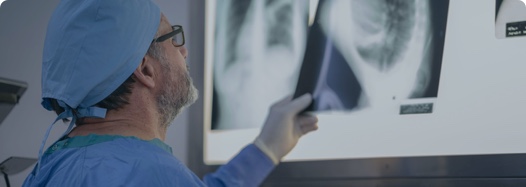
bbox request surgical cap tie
[36,101,106,175]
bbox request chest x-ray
[212,0,309,130]
[294,0,448,113]
[212,0,449,130]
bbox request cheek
[165,47,187,68]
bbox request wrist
[253,138,280,165]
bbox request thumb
[286,93,313,114]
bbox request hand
[254,94,319,164]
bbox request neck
[68,102,166,141]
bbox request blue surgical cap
[35,0,161,174]
[41,0,161,114]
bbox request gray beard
[157,64,198,128]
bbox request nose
[179,45,188,59]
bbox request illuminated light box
[202,0,526,168]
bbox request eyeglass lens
[173,31,184,46]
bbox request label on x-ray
[400,103,433,115]
[506,21,526,37]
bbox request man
[23,0,318,186]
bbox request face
[154,14,198,127]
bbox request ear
[133,55,157,89]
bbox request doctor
[22,0,318,186]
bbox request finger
[275,95,293,106]
[297,114,318,125]
[297,115,318,134]
[300,123,319,135]
[286,93,313,114]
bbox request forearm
[203,144,276,187]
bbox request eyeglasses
[152,25,185,47]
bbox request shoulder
[81,154,202,186]
[40,137,204,186]
[81,138,204,186]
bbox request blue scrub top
[23,134,275,187]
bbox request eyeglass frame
[152,25,185,47]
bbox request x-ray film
[212,0,309,130]
[294,0,449,113]
[495,0,526,39]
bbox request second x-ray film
[294,0,449,114]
